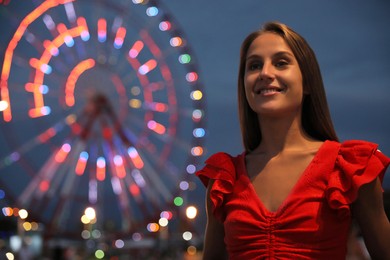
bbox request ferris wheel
[0,0,206,238]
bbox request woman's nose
[259,62,274,81]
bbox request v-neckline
[240,140,328,216]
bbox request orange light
[152,102,168,112]
[75,159,87,175]
[97,18,107,42]
[96,157,106,181]
[114,26,126,48]
[129,184,140,196]
[191,146,203,156]
[128,40,144,58]
[43,40,59,56]
[75,152,88,176]
[65,58,95,106]
[54,143,71,163]
[76,16,90,40]
[113,155,126,178]
[147,120,166,134]
[1,0,77,122]
[127,147,144,169]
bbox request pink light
[159,21,171,31]
[186,72,198,82]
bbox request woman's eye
[248,63,262,70]
[275,60,289,68]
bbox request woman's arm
[202,179,228,260]
[353,177,390,260]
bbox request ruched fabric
[196,140,390,260]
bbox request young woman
[197,22,390,259]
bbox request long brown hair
[238,22,338,152]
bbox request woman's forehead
[246,33,293,58]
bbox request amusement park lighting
[185,206,197,219]
[173,196,184,206]
[147,222,159,232]
[187,246,197,256]
[85,207,96,220]
[18,209,28,219]
[193,128,205,138]
[132,232,142,241]
[115,239,125,248]
[81,230,91,239]
[192,109,203,121]
[159,21,171,31]
[182,231,192,241]
[0,101,9,111]
[186,164,196,174]
[146,7,159,17]
[179,181,189,190]
[158,217,168,227]
[190,146,203,156]
[190,90,203,100]
[160,210,173,220]
[23,222,32,231]
[0,0,207,238]
[95,250,105,259]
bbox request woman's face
[244,32,303,118]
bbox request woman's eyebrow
[272,51,294,59]
[246,51,294,60]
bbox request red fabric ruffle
[326,140,390,216]
[196,152,237,221]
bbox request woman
[197,22,390,259]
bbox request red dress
[197,140,390,260]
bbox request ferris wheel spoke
[0,118,70,170]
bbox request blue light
[80,151,89,160]
[39,85,49,94]
[146,7,158,17]
[193,128,205,138]
[64,36,74,47]
[81,32,90,41]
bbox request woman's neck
[255,113,317,155]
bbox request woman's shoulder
[326,139,390,213]
[195,151,244,187]
[335,139,389,165]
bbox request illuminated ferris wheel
[0,0,206,238]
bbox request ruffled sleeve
[196,152,237,221]
[326,140,390,216]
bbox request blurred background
[0,0,389,259]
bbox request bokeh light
[186,206,197,219]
